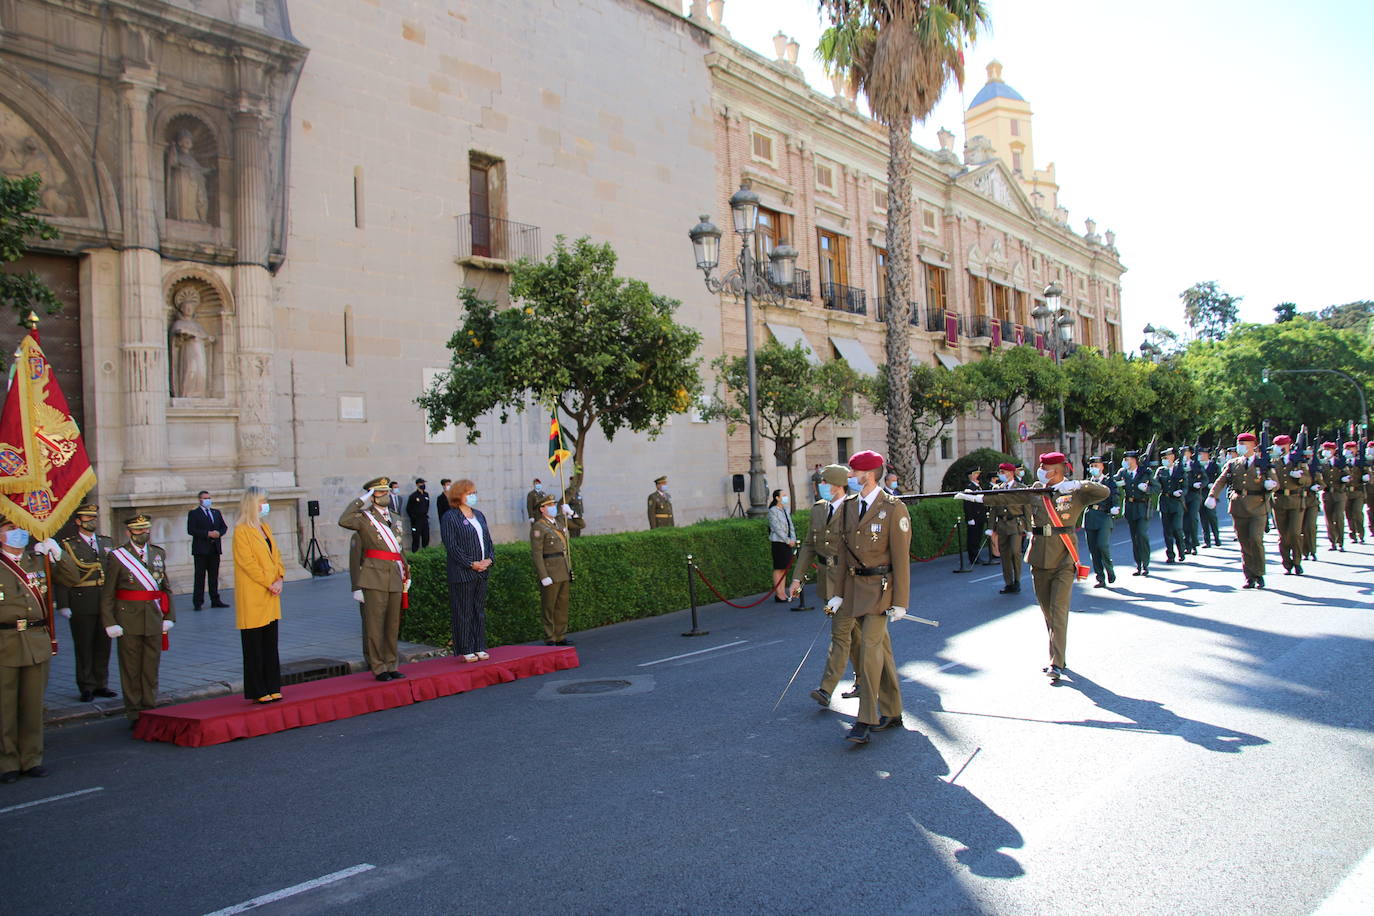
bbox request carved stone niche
[166,278,226,402]
[162,114,219,227]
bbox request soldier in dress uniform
[1118,450,1157,576]
[1271,434,1311,576]
[962,452,1109,684]
[827,450,910,745]
[100,515,175,723]
[524,479,545,523]
[792,465,860,706]
[1198,446,1223,547]
[531,494,574,646]
[1363,442,1374,538]
[1181,444,1206,554]
[1316,442,1347,552]
[988,463,1031,594]
[1342,441,1366,544]
[1082,456,1120,588]
[53,503,118,701]
[1205,433,1277,588]
[647,475,675,528]
[0,519,60,781]
[1155,448,1187,564]
[339,478,409,681]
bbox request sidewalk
[44,572,443,725]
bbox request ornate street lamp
[689,181,798,518]
[1036,281,1071,454]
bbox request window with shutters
[817,229,849,287]
[815,159,836,194]
[751,128,776,165]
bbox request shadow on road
[1064,672,1268,753]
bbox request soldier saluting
[53,503,118,702]
[339,478,409,681]
[100,514,175,725]
[1205,433,1277,588]
[988,462,1032,594]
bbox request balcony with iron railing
[789,268,812,301]
[968,315,994,340]
[821,281,867,316]
[874,297,922,328]
[456,213,542,263]
[926,308,960,334]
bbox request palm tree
[817,1,989,487]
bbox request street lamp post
[689,181,798,518]
[1139,323,1164,362]
[1032,280,1073,455]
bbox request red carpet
[132,645,579,747]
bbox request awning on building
[829,336,880,377]
[935,351,962,371]
[765,323,819,365]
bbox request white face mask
[817,483,832,501]
[1036,468,1049,485]
[1237,443,1252,456]
[4,529,30,549]
[1345,450,1356,460]
[534,484,543,492]
[1321,449,1333,460]
[466,494,479,506]
[846,477,860,492]
[542,505,556,517]
[658,485,668,494]
[200,498,212,509]
[259,504,271,519]
[1269,445,1282,458]
[1162,459,1174,469]
[998,473,1011,483]
[1089,466,1102,478]
[781,496,789,506]
[1366,449,1374,460]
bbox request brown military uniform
[99,542,174,720]
[53,532,114,695]
[988,480,1032,589]
[525,487,544,523]
[647,489,674,529]
[1343,461,1366,543]
[1364,459,1374,537]
[338,497,408,676]
[834,489,911,726]
[0,551,52,773]
[1271,453,1311,572]
[982,481,1110,670]
[795,496,859,696]
[1317,464,1347,550]
[1209,456,1277,581]
[530,514,572,644]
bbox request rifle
[1257,421,1272,473]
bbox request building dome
[968,60,1024,109]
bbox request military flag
[547,416,571,476]
[0,323,96,539]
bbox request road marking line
[0,786,104,816]
[1311,843,1374,916]
[971,573,1001,582]
[638,640,747,667]
[203,864,377,916]
[669,639,782,666]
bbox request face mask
[259,504,271,519]
[1089,467,1102,478]
[467,494,479,506]
[373,493,390,505]
[1366,449,1374,460]
[781,496,790,506]
[543,505,556,517]
[1269,446,1282,458]
[1322,449,1333,460]
[846,477,860,493]
[78,518,97,531]
[1237,444,1251,456]
[534,484,543,493]
[200,498,212,509]
[998,473,1011,484]
[4,529,30,549]
[1162,459,1174,470]
[131,533,150,546]
[1036,468,1049,485]
[1345,450,1356,460]
[817,483,832,501]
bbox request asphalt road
[7,522,1373,915]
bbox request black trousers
[193,552,222,606]
[240,620,281,699]
[449,578,489,655]
[410,522,430,552]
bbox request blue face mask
[259,504,271,519]
[467,494,479,506]
[817,483,832,501]
[4,529,30,549]
[543,505,556,517]
[846,476,860,493]
[200,498,212,509]
[1089,467,1102,478]
[534,484,543,493]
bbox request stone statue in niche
[169,286,215,399]
[165,129,210,222]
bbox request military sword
[771,616,832,713]
[892,613,940,627]
[896,487,1058,502]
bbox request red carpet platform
[132,645,579,747]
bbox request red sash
[363,549,410,609]
[1041,496,1091,580]
[115,588,172,650]
[0,551,45,609]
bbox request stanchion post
[683,553,709,637]
[952,519,970,574]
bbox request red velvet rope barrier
[693,550,798,609]
[911,523,960,563]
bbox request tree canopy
[1180,281,1241,341]
[871,361,974,492]
[958,344,1064,455]
[0,173,61,322]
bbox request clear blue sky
[722,0,1374,346]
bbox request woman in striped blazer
[439,479,496,662]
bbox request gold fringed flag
[0,328,96,539]
[547,416,571,475]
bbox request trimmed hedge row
[399,497,965,650]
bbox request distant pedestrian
[186,490,228,610]
[767,489,796,603]
[440,479,494,663]
[435,478,452,523]
[232,487,284,703]
[406,478,431,551]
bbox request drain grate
[556,679,633,695]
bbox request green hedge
[940,447,1025,492]
[400,499,964,650]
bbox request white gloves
[1172,489,1184,497]
[58,607,72,619]
[886,606,907,621]
[33,538,62,560]
[967,519,977,526]
[824,596,843,616]
[105,625,124,638]
[984,529,993,536]
[359,488,376,502]
[561,503,574,517]
[540,576,553,587]
[352,589,364,602]
[954,492,983,503]
[1110,507,1121,516]
[1341,476,1352,483]
[1192,481,1203,489]
[1137,482,1149,492]
[1310,484,1322,492]
[1263,479,1277,491]
[1290,470,1303,478]
[1053,479,1082,494]
[162,620,174,633]
[1204,497,1217,510]
[1365,475,1371,483]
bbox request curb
[44,642,446,727]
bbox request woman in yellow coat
[232,487,285,703]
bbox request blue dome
[969,80,1025,109]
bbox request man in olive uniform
[1082,456,1120,588]
[339,478,409,680]
[100,515,175,723]
[525,478,545,523]
[1206,433,1277,588]
[1342,441,1366,544]
[791,465,859,706]
[962,452,1109,684]
[53,503,118,701]
[1299,441,1323,562]
[531,494,573,646]
[1364,442,1374,538]
[1316,442,1347,552]
[988,463,1031,594]
[1155,448,1187,564]
[346,532,373,672]
[1271,434,1311,575]
[1198,447,1223,547]
[0,519,61,781]
[828,450,910,745]
[1118,450,1157,576]
[1181,444,1206,553]
[647,476,674,528]
[563,484,587,538]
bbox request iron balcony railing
[873,297,922,328]
[821,281,867,315]
[788,268,812,301]
[1001,319,1016,341]
[969,315,994,339]
[456,213,542,262]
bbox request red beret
[1344,441,1357,449]
[1272,434,1291,446]
[848,449,884,471]
[1038,451,1066,465]
[997,463,1017,472]
[1236,433,1257,444]
[1322,441,1338,450]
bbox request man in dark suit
[405,479,431,551]
[435,478,452,524]
[186,490,228,609]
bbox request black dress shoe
[375,673,392,681]
[1295,565,1304,575]
[1093,578,1105,588]
[94,688,117,698]
[871,715,903,731]
[998,585,1018,594]
[0,771,18,784]
[1255,577,1265,589]
[1107,570,1116,583]
[845,723,872,744]
[389,671,407,679]
[211,601,230,608]
[1132,569,1141,576]
[22,765,48,778]
[1242,579,1255,589]
[193,605,203,612]
[80,691,94,702]
[809,688,831,707]
[1141,569,1150,577]
[554,639,575,646]
[841,683,861,699]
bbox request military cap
[1181,443,1195,453]
[363,476,392,491]
[537,493,557,508]
[654,475,668,485]
[1344,441,1358,450]
[1160,447,1176,457]
[998,462,1018,472]
[1086,455,1105,465]
[848,449,884,471]
[1321,441,1338,450]
[1038,451,1066,466]
[74,503,99,517]
[1236,433,1257,444]
[820,464,850,487]
[1273,434,1292,447]
[124,514,152,530]
[1123,450,1141,459]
